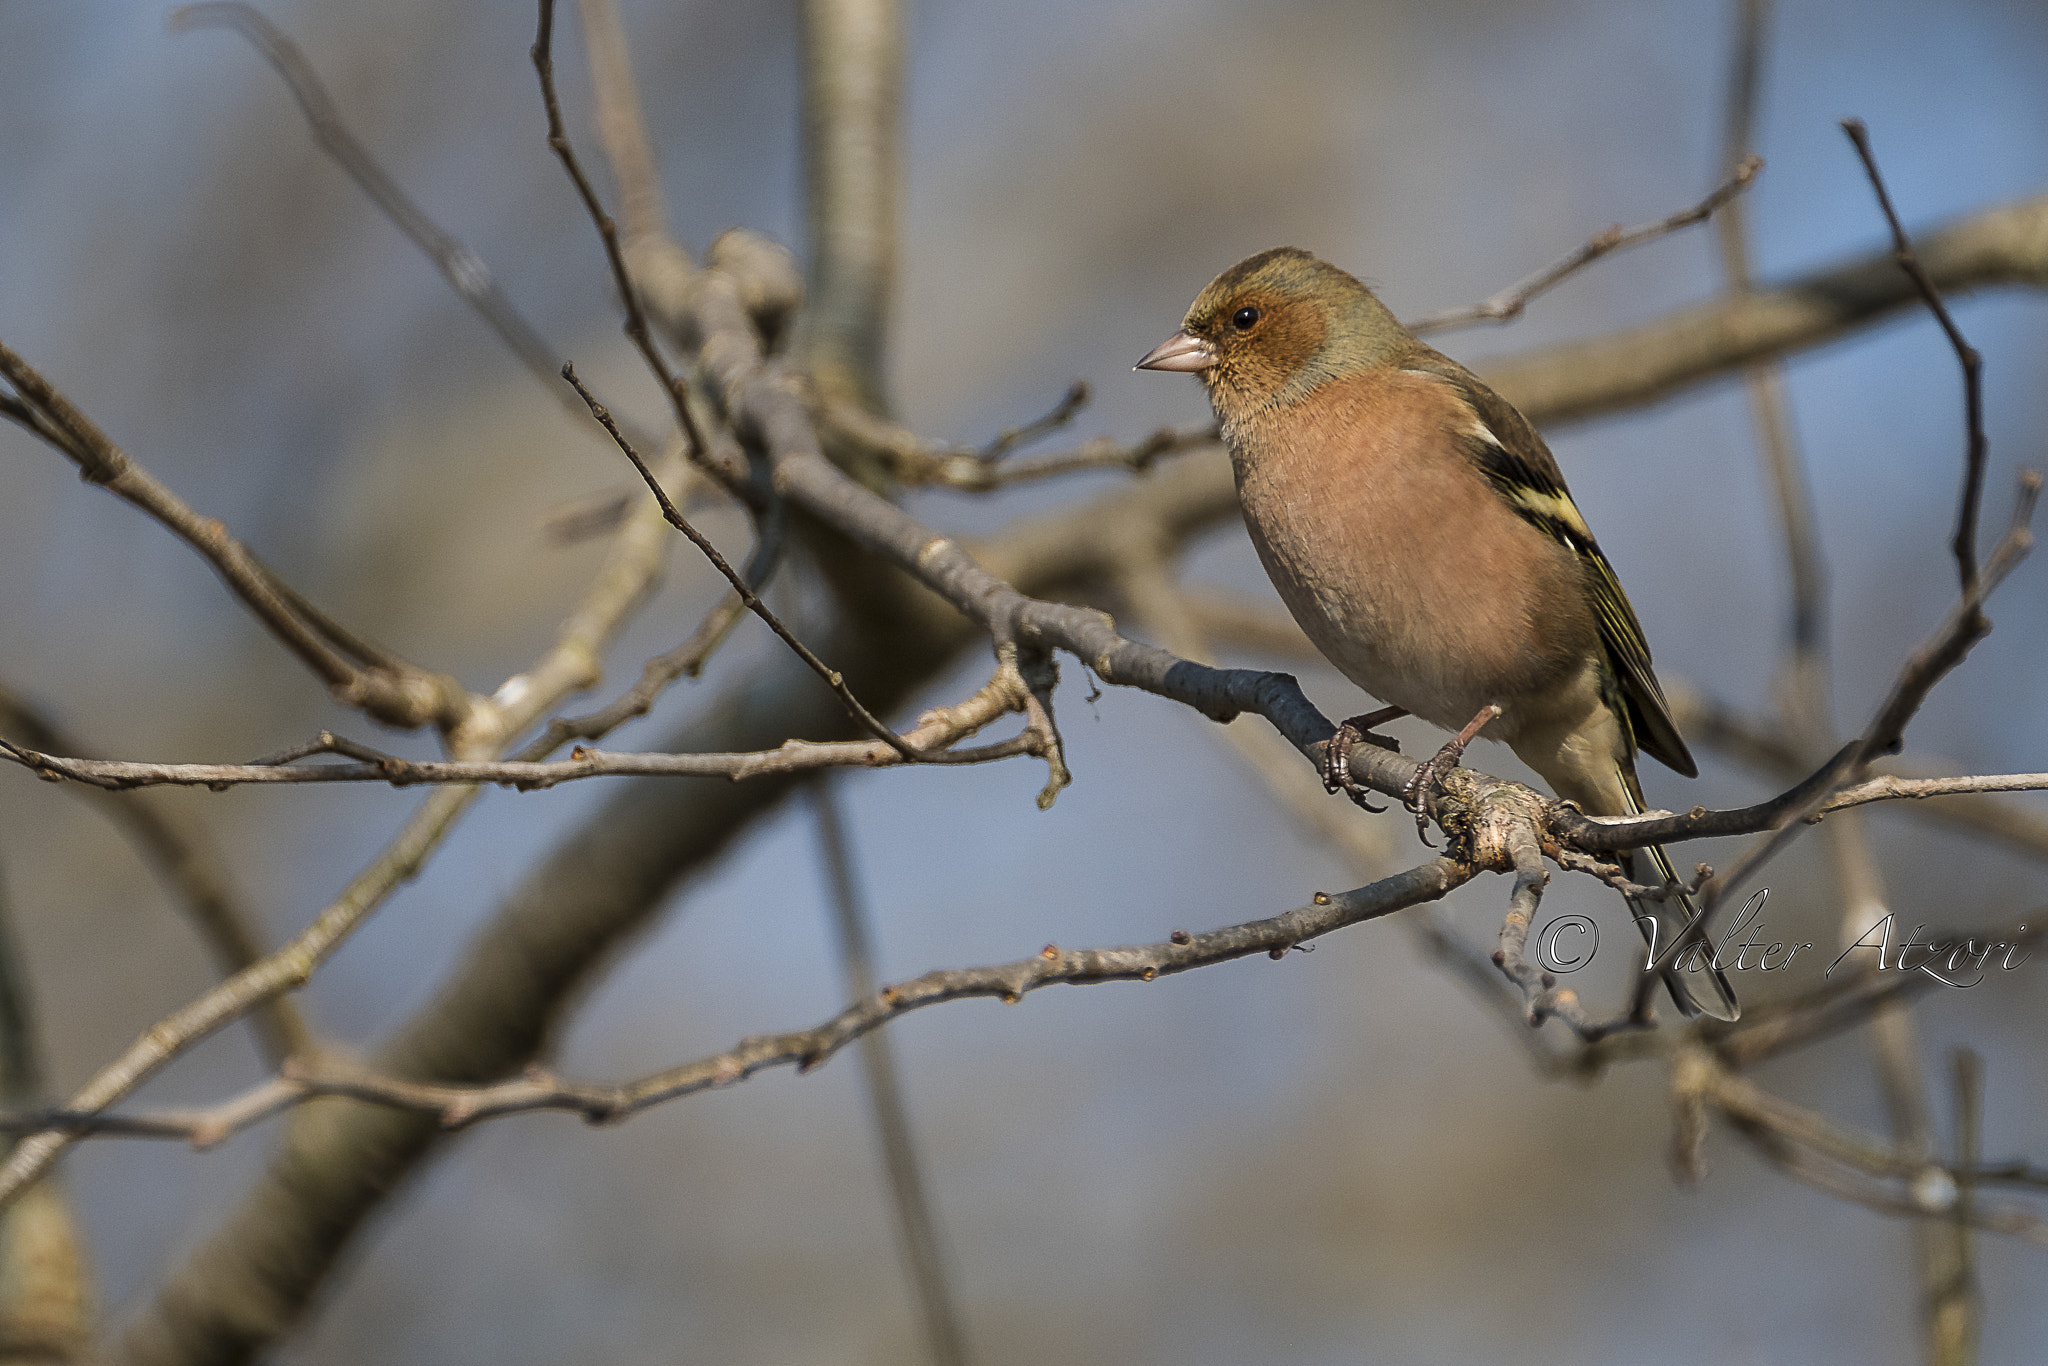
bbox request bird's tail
[1617,768,1740,1022]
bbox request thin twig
[1490,818,1655,1040]
[1479,189,2048,428]
[532,0,728,487]
[19,733,2048,818]
[825,393,1220,491]
[1822,772,2048,811]
[1724,38,1960,1336]
[520,507,784,757]
[1403,154,1763,335]
[1717,0,1826,664]
[1964,1162,2048,1193]
[1662,681,2048,862]
[0,782,484,1214]
[0,685,313,1066]
[980,380,1091,459]
[1737,1130,2048,1252]
[2,650,1045,799]
[562,363,918,757]
[1701,479,2036,903]
[469,443,698,754]
[0,343,729,1215]
[0,338,473,733]
[0,859,1472,1147]
[0,729,1037,792]
[1544,843,1707,901]
[1841,118,1990,601]
[1557,485,2036,871]
[1720,0,1769,195]
[1709,913,2046,1070]
[167,4,610,429]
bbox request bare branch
[99,441,1372,1363]
[1112,564,1397,880]
[521,508,780,754]
[1558,485,2036,869]
[1405,154,1763,335]
[16,727,2045,831]
[1482,191,2048,427]
[561,362,917,757]
[1713,22,1966,1341]
[466,446,694,753]
[1544,843,1708,901]
[657,260,1341,767]
[1715,0,1827,671]
[1190,593,2048,857]
[0,859,1472,1148]
[0,339,476,733]
[531,0,727,487]
[1842,118,1992,604]
[1701,476,2036,902]
[1707,1062,2048,1253]
[1664,681,2048,861]
[0,685,312,1067]
[1711,914,2045,1068]
[0,709,1042,793]
[1937,1048,1985,1364]
[1822,772,2048,811]
[823,392,1222,491]
[82,25,2048,1342]
[117,639,954,1363]
[0,782,481,1214]
[168,4,601,426]
[0,363,717,1217]
[1490,814,1655,1039]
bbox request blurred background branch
[0,685,311,1069]
[799,0,901,419]
[1715,3,1960,1351]
[0,853,89,1366]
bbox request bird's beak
[1133,330,1216,373]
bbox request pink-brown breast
[1227,366,1597,737]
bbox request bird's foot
[1321,706,1408,813]
[1402,703,1503,845]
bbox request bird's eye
[1231,306,1262,331]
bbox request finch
[1139,247,1736,1021]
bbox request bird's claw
[1401,756,1451,844]
[1402,703,1502,846]
[1321,708,1406,813]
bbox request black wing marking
[1401,351,1698,778]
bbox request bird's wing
[1403,351,1699,779]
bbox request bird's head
[1135,247,1407,423]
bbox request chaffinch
[1138,247,1736,1021]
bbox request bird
[1136,246,1736,1021]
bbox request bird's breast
[1228,369,1594,733]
